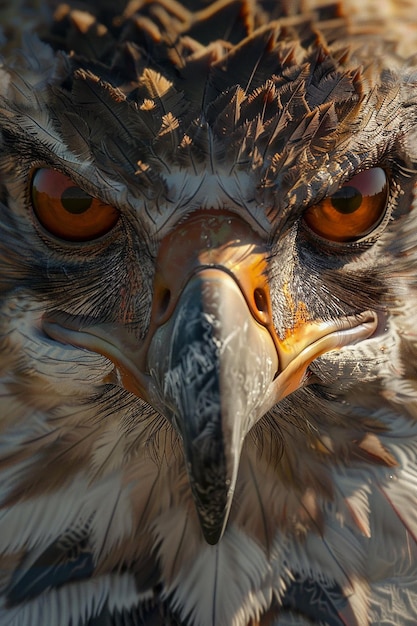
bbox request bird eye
[31,168,120,242]
[303,167,389,242]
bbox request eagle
[1,0,417,624]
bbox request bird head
[1,0,417,562]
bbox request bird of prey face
[1,0,417,624]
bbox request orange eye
[31,168,120,241]
[303,167,389,242]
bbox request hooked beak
[146,267,277,543]
[42,211,378,544]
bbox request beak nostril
[158,288,171,318]
[254,288,268,314]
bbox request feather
[0,572,142,626]
[160,525,272,626]
[6,524,94,606]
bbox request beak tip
[189,470,232,545]
[202,525,224,545]
[196,504,228,545]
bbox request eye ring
[303,167,389,243]
[30,168,120,242]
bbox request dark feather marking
[280,575,357,626]
[6,527,94,606]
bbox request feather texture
[1,1,417,625]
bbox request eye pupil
[61,186,93,214]
[331,186,362,214]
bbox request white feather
[157,522,273,626]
